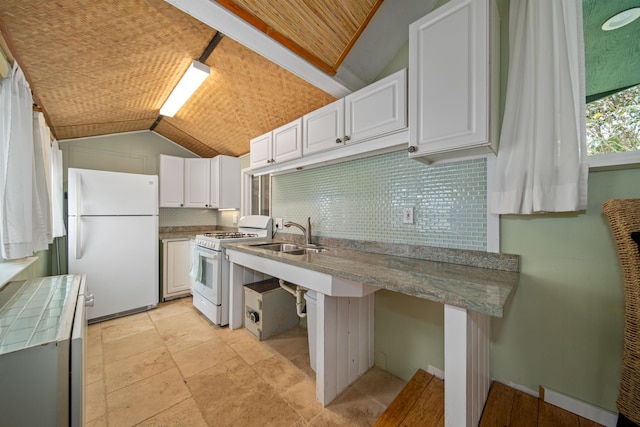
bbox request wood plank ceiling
[0,0,381,158]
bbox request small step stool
[373,369,443,426]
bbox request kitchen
[0,0,639,426]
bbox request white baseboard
[541,386,618,427]
[427,364,445,380]
[506,381,539,397]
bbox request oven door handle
[190,246,219,283]
[194,247,219,259]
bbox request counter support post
[228,262,244,329]
[444,305,491,427]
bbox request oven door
[191,245,222,304]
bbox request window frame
[587,150,640,171]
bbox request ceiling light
[160,60,210,117]
[602,8,640,31]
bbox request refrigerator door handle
[75,173,83,259]
[76,173,82,215]
[75,217,82,259]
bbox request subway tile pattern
[272,150,487,251]
[159,208,217,227]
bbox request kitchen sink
[251,242,299,252]
[285,247,326,255]
[250,242,326,255]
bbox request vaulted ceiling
[0,1,636,158]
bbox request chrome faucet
[284,217,312,245]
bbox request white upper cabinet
[303,69,407,156]
[159,154,184,207]
[345,69,407,145]
[408,0,498,164]
[160,154,240,209]
[210,155,240,209]
[249,69,407,174]
[273,118,303,163]
[250,118,302,168]
[249,132,272,169]
[184,158,211,208]
[303,99,345,155]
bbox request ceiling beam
[163,0,354,98]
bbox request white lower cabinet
[162,239,191,301]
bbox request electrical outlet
[275,218,284,230]
[403,207,414,224]
[232,214,239,224]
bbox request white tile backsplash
[272,150,487,251]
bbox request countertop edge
[223,241,519,318]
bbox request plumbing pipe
[279,279,307,318]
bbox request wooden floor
[374,369,604,427]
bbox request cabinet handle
[270,159,275,163]
[408,146,417,153]
[336,138,342,144]
[180,203,183,207]
[344,135,351,142]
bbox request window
[586,84,640,156]
[251,174,270,216]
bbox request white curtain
[491,0,588,214]
[32,111,52,251]
[0,63,35,259]
[51,138,66,238]
[0,64,59,259]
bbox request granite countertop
[159,226,235,240]
[223,239,520,318]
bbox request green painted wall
[493,167,640,410]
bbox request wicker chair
[603,199,640,426]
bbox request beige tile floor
[86,297,407,426]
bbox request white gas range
[190,215,272,325]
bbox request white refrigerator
[67,168,159,322]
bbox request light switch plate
[232,214,239,224]
[403,207,414,224]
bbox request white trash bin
[304,290,317,372]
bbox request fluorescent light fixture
[160,60,210,117]
[602,8,640,31]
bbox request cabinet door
[184,158,211,208]
[273,118,303,163]
[209,156,220,209]
[409,0,493,162]
[209,155,240,209]
[303,99,345,155]
[159,154,184,207]
[166,240,191,295]
[250,132,272,168]
[345,69,407,144]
